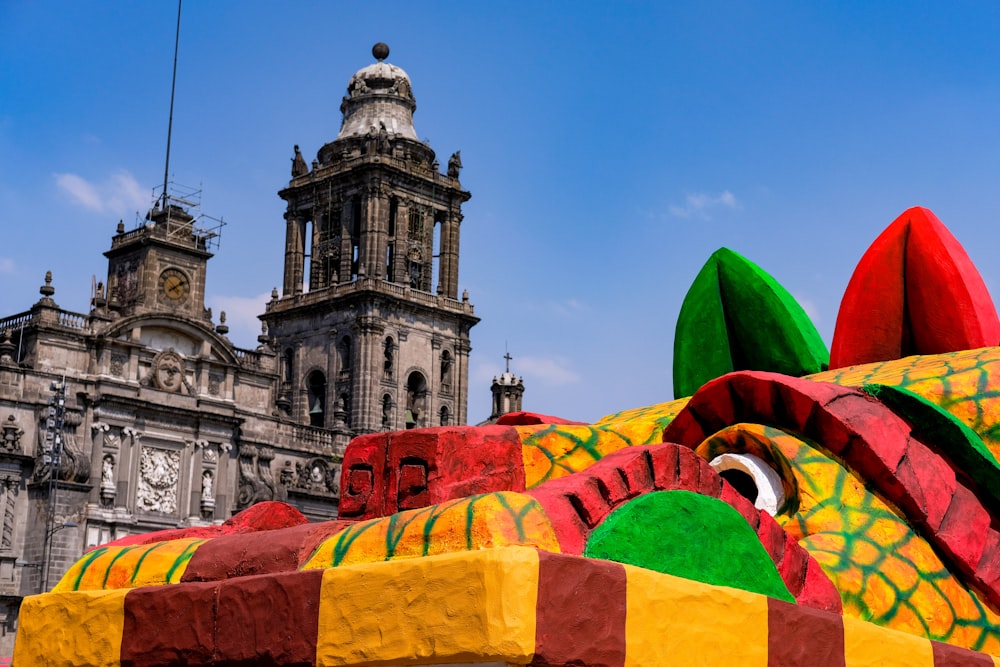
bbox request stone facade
[0,42,476,654]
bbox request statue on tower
[447,151,463,178]
[291,145,308,177]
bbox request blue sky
[2,2,999,423]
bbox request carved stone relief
[136,447,180,514]
[236,445,275,509]
[1,416,23,454]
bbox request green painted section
[584,490,795,602]
[864,383,1000,512]
[673,247,829,398]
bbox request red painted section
[104,501,308,550]
[495,410,587,425]
[931,640,995,666]
[339,426,525,520]
[767,598,845,667]
[661,370,1000,611]
[527,443,842,611]
[181,521,353,582]
[214,569,324,666]
[830,207,1000,368]
[122,570,323,666]
[533,551,627,667]
[122,580,219,665]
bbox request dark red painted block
[975,530,1000,594]
[796,559,843,613]
[695,456,724,498]
[648,443,681,490]
[533,552,626,667]
[728,371,784,424]
[775,379,843,432]
[893,439,958,531]
[182,522,315,582]
[719,482,760,531]
[778,528,811,599]
[931,640,995,667]
[214,569,324,666]
[602,446,655,498]
[937,484,992,577]
[767,598,845,667]
[822,396,910,481]
[527,483,589,555]
[105,502,309,550]
[567,474,614,528]
[755,513,788,566]
[122,581,219,666]
[495,411,586,425]
[676,446,706,491]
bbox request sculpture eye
[708,452,786,516]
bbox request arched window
[383,337,395,380]
[439,405,450,426]
[307,371,326,427]
[405,371,427,429]
[382,394,393,430]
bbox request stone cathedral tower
[261,43,479,451]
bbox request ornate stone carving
[151,350,185,393]
[136,447,179,514]
[236,445,275,509]
[208,373,223,396]
[292,457,339,495]
[202,445,218,464]
[1,415,23,454]
[109,353,126,377]
[0,477,18,550]
[33,409,90,483]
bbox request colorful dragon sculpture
[15,207,1000,666]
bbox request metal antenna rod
[161,0,183,208]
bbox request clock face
[159,268,190,305]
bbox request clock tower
[103,194,218,321]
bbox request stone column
[439,209,462,299]
[282,211,307,296]
[455,337,472,424]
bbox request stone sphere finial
[372,42,389,61]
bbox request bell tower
[262,43,479,450]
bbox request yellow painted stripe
[14,588,127,667]
[54,538,206,592]
[623,563,769,667]
[993,654,1000,666]
[315,546,539,666]
[843,615,934,666]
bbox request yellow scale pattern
[702,423,1000,653]
[55,538,206,593]
[303,491,560,570]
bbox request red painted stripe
[533,551,626,667]
[214,569,324,666]
[767,598,845,667]
[122,581,218,666]
[931,640,995,666]
[122,569,323,666]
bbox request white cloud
[0,258,13,274]
[550,298,590,317]
[669,190,740,219]
[517,355,580,386]
[472,354,580,388]
[791,291,820,325]
[208,292,272,348]
[54,170,149,216]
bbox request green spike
[673,248,829,398]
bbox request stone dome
[337,44,419,141]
